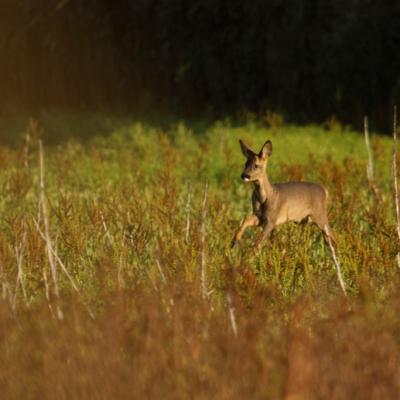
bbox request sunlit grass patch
[0,114,398,399]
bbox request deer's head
[239,139,272,182]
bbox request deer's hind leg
[231,215,260,248]
[313,214,336,246]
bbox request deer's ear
[259,140,272,159]
[239,139,256,158]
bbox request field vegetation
[0,113,400,399]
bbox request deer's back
[271,182,328,225]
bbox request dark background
[2,0,400,129]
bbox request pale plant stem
[42,266,50,302]
[24,131,30,168]
[118,233,126,289]
[42,266,54,318]
[325,228,346,296]
[364,116,374,182]
[33,218,95,319]
[226,292,238,337]
[364,116,381,201]
[39,140,63,320]
[185,187,192,243]
[100,211,114,246]
[40,239,54,318]
[137,254,158,292]
[200,181,208,299]
[0,259,12,304]
[156,259,167,285]
[13,229,28,309]
[392,105,400,267]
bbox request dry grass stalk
[38,140,63,320]
[24,131,30,168]
[0,259,12,304]
[364,116,374,181]
[392,106,400,267]
[226,292,238,337]
[200,181,208,299]
[155,259,167,285]
[118,233,126,289]
[42,264,54,317]
[185,186,192,243]
[12,228,28,310]
[364,116,381,201]
[33,218,95,319]
[100,211,114,246]
[325,225,346,296]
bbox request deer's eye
[253,164,259,170]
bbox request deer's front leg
[230,215,259,248]
[254,223,275,254]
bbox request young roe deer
[231,139,336,253]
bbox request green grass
[0,114,399,399]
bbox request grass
[0,114,399,399]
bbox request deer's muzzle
[241,173,250,181]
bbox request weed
[0,115,398,399]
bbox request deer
[230,139,336,254]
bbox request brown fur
[231,139,336,252]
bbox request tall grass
[0,115,399,399]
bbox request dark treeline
[2,0,400,128]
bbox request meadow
[0,113,400,399]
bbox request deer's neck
[254,174,274,203]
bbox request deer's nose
[241,173,250,181]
